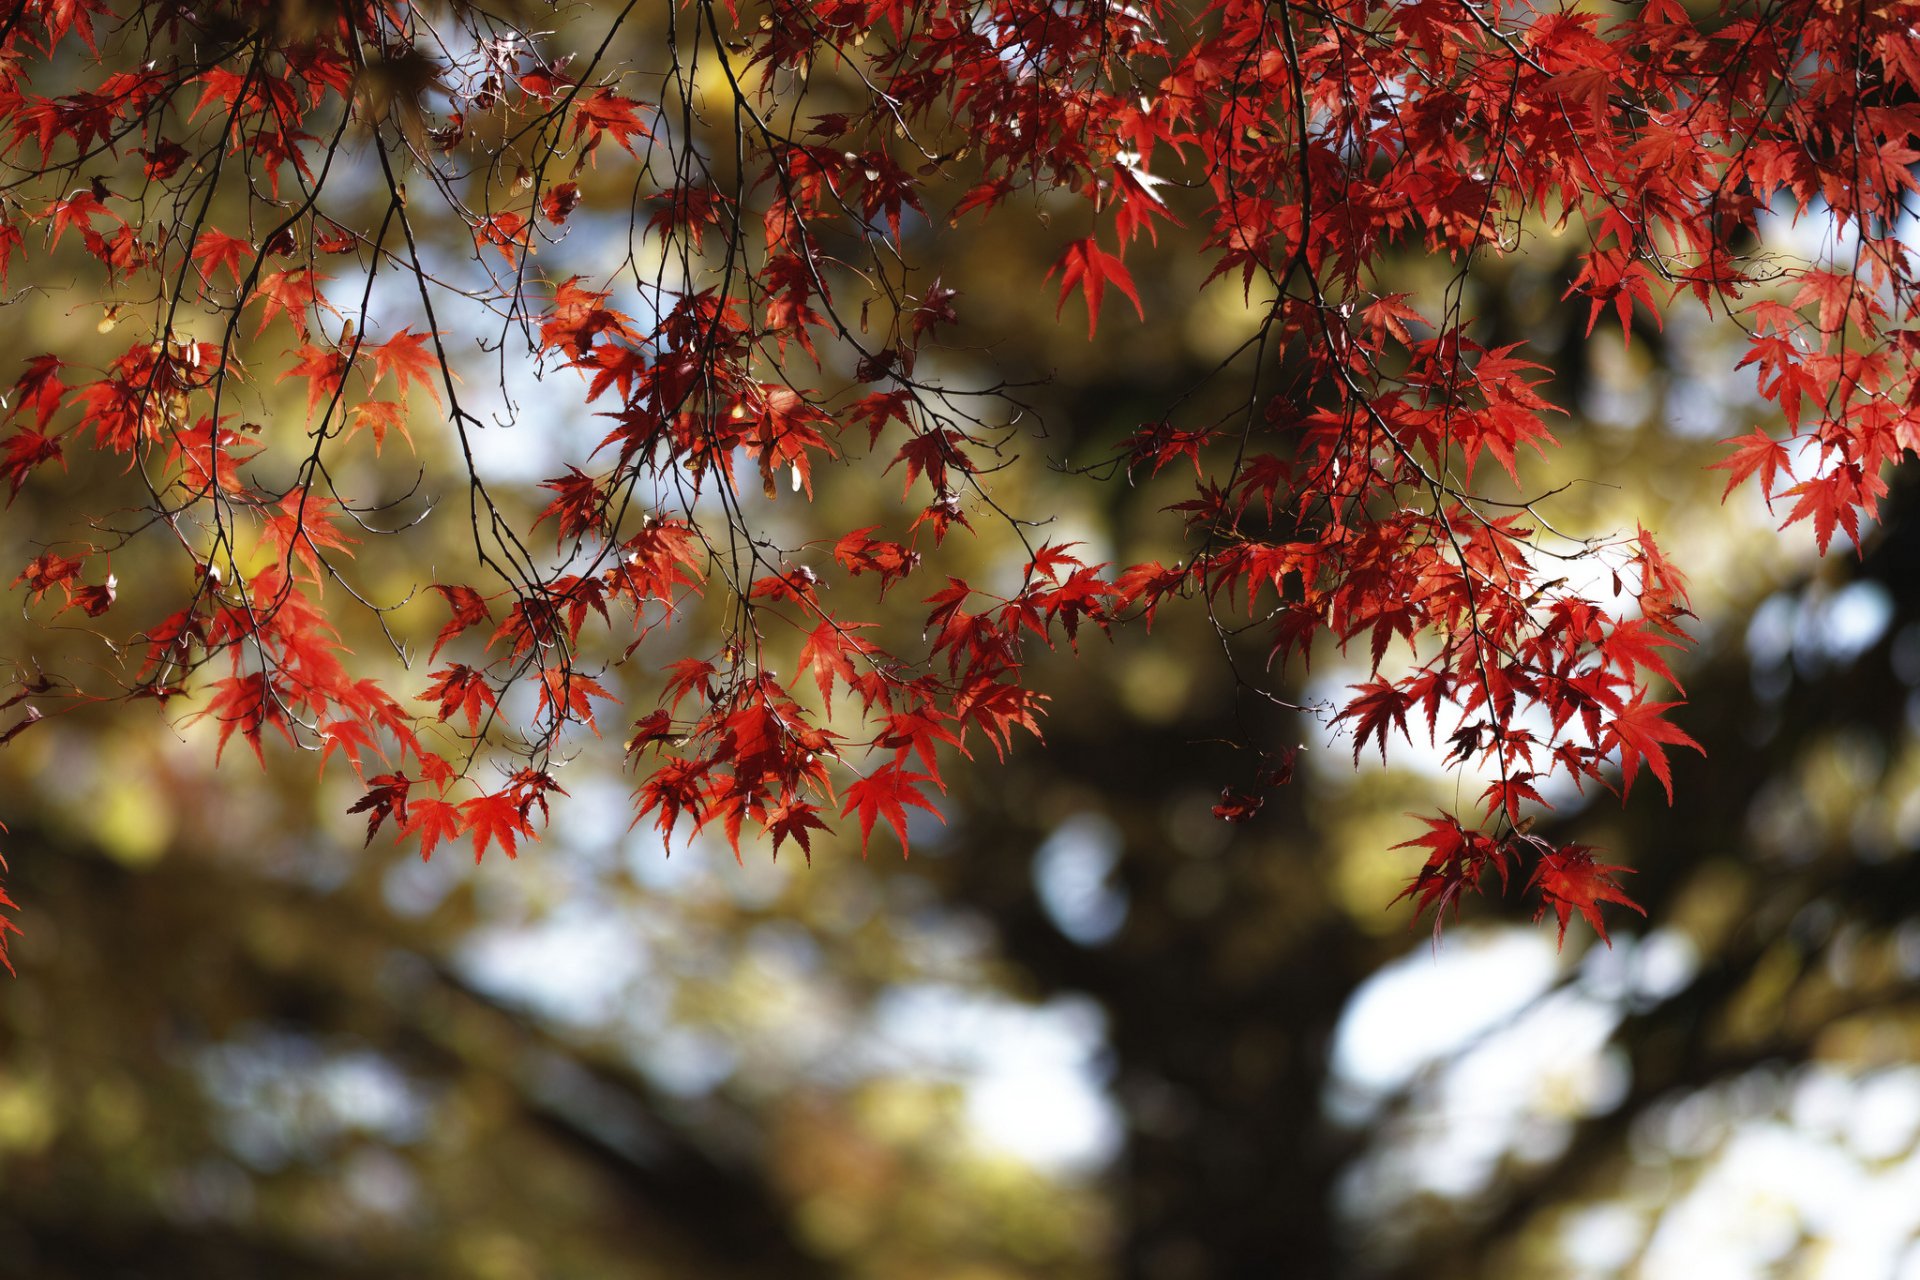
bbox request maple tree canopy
[3,0,1919,972]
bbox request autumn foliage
[4,0,1920,968]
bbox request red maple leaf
[1332,678,1414,764]
[765,795,832,863]
[459,791,534,861]
[1390,813,1507,940]
[1605,694,1704,803]
[428,584,493,660]
[1046,238,1145,339]
[0,849,18,977]
[535,466,605,544]
[1709,428,1793,503]
[1530,845,1645,946]
[191,229,251,285]
[404,797,463,861]
[419,664,498,734]
[368,328,442,406]
[252,268,333,338]
[1,428,63,498]
[349,772,413,843]
[571,87,653,156]
[797,619,878,712]
[536,668,613,734]
[840,766,942,856]
[189,673,293,766]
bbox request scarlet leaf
[349,773,413,843]
[1045,238,1144,339]
[419,664,498,734]
[404,797,463,861]
[571,87,653,157]
[1390,813,1505,940]
[1530,846,1645,947]
[428,584,493,660]
[765,796,831,863]
[1332,679,1414,764]
[1710,428,1793,503]
[459,791,533,862]
[798,619,878,712]
[1606,695,1704,803]
[368,328,442,406]
[840,767,942,856]
[537,668,613,734]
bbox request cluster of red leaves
[1,0,1917,955]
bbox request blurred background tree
[7,0,1920,1277]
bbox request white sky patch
[196,1034,433,1169]
[1330,926,1561,1103]
[867,985,1121,1173]
[1757,198,1867,265]
[457,904,655,1030]
[1033,812,1128,946]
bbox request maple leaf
[1479,773,1548,824]
[35,0,1920,952]
[537,668,613,734]
[1046,238,1144,339]
[1390,813,1504,941]
[261,491,357,584]
[1361,293,1425,346]
[428,584,493,660]
[140,138,188,179]
[876,706,966,773]
[60,573,116,618]
[1332,679,1414,764]
[1212,787,1263,822]
[252,268,334,338]
[0,848,17,977]
[798,619,878,712]
[7,354,66,428]
[840,766,943,856]
[886,428,974,497]
[542,182,583,226]
[834,528,921,595]
[1530,845,1645,947]
[404,797,463,861]
[460,791,533,861]
[1605,695,1704,803]
[950,175,1013,223]
[953,677,1045,759]
[475,212,529,266]
[1778,465,1876,555]
[317,716,379,778]
[13,551,85,604]
[572,87,653,157]
[189,673,292,766]
[535,466,606,544]
[368,328,442,406]
[1,427,63,498]
[42,188,118,251]
[191,229,251,285]
[282,343,348,422]
[345,400,410,452]
[1601,617,1685,693]
[765,796,831,863]
[634,755,712,850]
[419,664,498,734]
[662,657,718,712]
[1710,428,1793,504]
[348,772,413,844]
